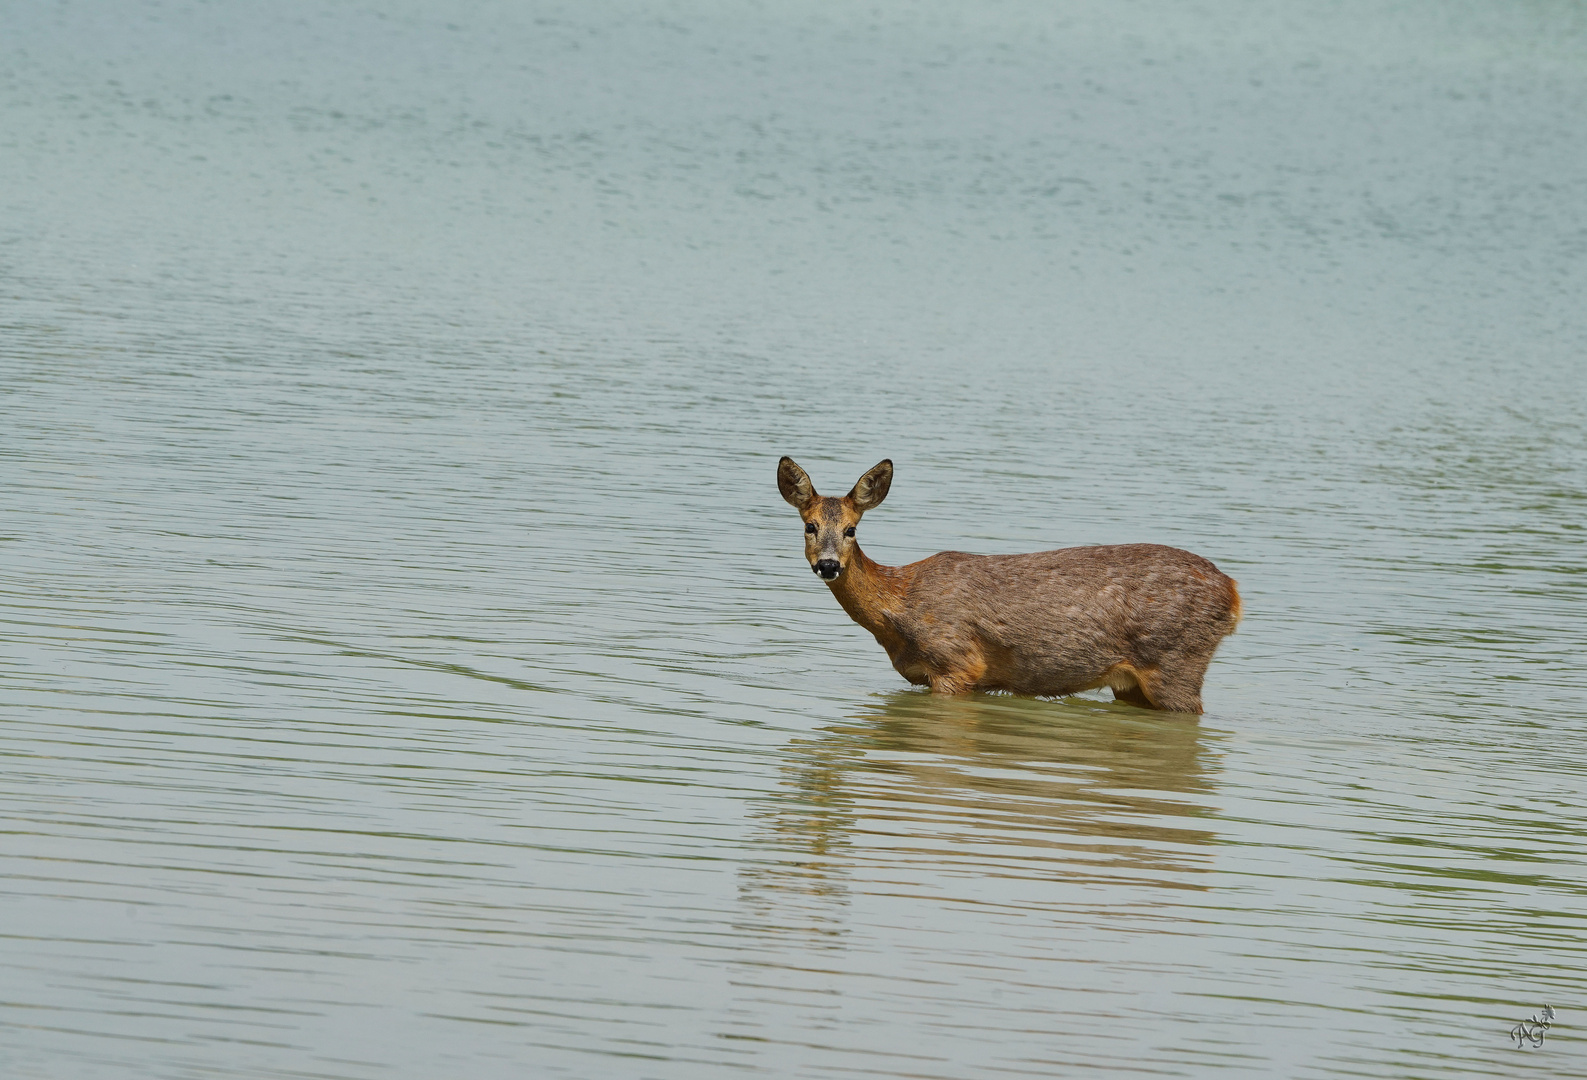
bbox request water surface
[3,1,1586,1076]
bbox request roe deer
[777,457,1241,713]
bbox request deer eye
[844,527,856,537]
[805,522,817,535]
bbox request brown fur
[778,457,1241,714]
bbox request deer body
[778,457,1241,713]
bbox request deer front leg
[925,651,987,695]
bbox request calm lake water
[3,1,1586,1076]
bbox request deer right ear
[849,459,893,512]
[778,456,816,510]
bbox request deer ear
[848,459,892,512]
[778,456,816,510]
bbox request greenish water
[3,1,1585,1076]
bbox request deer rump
[873,543,1241,707]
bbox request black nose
[814,559,841,580]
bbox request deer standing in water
[777,457,1241,713]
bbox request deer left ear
[848,459,893,512]
[778,456,817,511]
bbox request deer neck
[826,546,910,636]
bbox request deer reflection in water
[739,691,1221,933]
